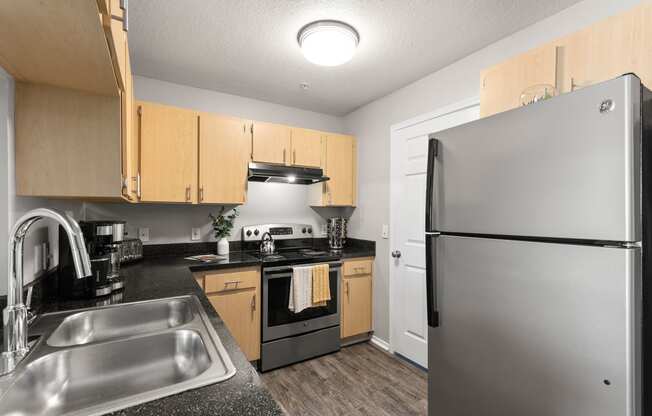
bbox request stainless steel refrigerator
[425,74,650,416]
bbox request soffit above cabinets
[128,0,582,116]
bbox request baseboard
[370,335,390,352]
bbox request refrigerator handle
[426,232,440,327]
[425,136,439,231]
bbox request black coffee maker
[58,221,122,299]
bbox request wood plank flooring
[260,342,428,416]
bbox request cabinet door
[324,134,356,206]
[480,44,558,117]
[137,101,198,203]
[341,274,373,339]
[251,121,291,165]
[559,3,652,93]
[208,288,260,361]
[290,128,322,168]
[199,113,250,204]
[121,38,138,201]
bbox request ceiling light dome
[298,20,359,67]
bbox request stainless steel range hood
[248,162,329,184]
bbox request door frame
[388,96,480,357]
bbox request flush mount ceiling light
[297,20,360,66]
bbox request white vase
[217,238,230,255]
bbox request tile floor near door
[261,342,428,416]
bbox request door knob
[391,250,401,258]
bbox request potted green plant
[209,207,238,255]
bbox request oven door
[262,262,341,342]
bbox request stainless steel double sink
[0,295,236,416]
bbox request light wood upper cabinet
[314,134,357,207]
[199,113,251,204]
[121,39,138,201]
[15,83,123,199]
[558,3,652,94]
[0,0,119,96]
[480,3,652,117]
[341,257,373,339]
[290,128,323,168]
[251,122,291,165]
[200,267,261,361]
[480,44,558,117]
[137,101,199,203]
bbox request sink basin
[47,298,194,347]
[0,296,236,416]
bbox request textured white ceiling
[129,0,582,116]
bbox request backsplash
[85,182,353,244]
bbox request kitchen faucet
[0,208,92,375]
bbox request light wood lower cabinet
[137,101,199,203]
[341,257,373,339]
[199,113,250,204]
[196,267,261,361]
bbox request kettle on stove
[260,232,275,254]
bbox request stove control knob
[254,229,259,236]
[307,228,312,234]
[246,230,252,237]
[302,227,307,234]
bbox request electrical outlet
[320,224,327,236]
[382,224,389,239]
[191,228,201,241]
[138,227,150,242]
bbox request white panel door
[390,98,480,368]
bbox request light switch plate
[382,224,389,239]
[138,227,150,242]
[191,228,201,241]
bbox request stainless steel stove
[242,224,342,371]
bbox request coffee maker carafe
[80,221,126,292]
[58,220,126,299]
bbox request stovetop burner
[255,248,340,267]
[261,254,286,261]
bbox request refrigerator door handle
[426,233,440,328]
[425,136,439,232]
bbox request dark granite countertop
[2,238,375,415]
[34,257,284,416]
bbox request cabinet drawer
[343,258,373,276]
[204,267,260,293]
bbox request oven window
[267,269,338,327]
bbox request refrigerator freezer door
[427,75,641,242]
[428,235,641,416]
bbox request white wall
[134,76,345,133]
[85,182,349,244]
[344,0,644,344]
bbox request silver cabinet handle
[391,250,401,258]
[251,294,256,312]
[185,186,191,202]
[120,0,129,31]
[199,186,204,202]
[136,173,141,199]
[293,149,296,165]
